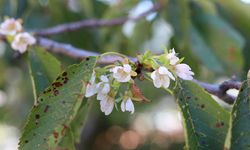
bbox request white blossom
[85,72,97,97]
[0,18,22,36]
[100,95,115,115]
[11,32,36,53]
[151,66,175,88]
[121,97,135,114]
[96,75,110,100]
[110,64,137,82]
[175,64,194,80]
[167,48,179,65]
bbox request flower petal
[153,77,162,88]
[100,75,109,82]
[123,64,132,73]
[151,71,156,80]
[162,76,170,88]
[158,66,169,75]
[125,98,135,114]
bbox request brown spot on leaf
[215,121,224,128]
[62,72,67,76]
[52,82,63,87]
[61,124,68,136]
[24,140,28,143]
[35,120,39,125]
[201,104,205,109]
[53,90,59,96]
[53,131,59,139]
[35,114,40,119]
[44,105,49,113]
[56,76,61,81]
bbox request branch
[36,37,137,64]
[1,31,242,104]
[36,37,241,104]
[193,79,241,104]
[34,3,162,36]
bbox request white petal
[117,74,131,82]
[100,97,114,115]
[111,66,121,73]
[125,98,135,114]
[150,71,156,80]
[171,48,176,54]
[176,64,191,71]
[85,84,97,97]
[102,83,110,94]
[97,92,107,101]
[123,64,132,73]
[0,18,22,36]
[100,75,109,82]
[121,101,126,112]
[153,77,162,88]
[175,64,194,80]
[158,66,169,75]
[162,76,170,88]
[169,57,179,65]
[166,70,175,81]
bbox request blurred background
[0,0,249,149]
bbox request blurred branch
[37,37,241,104]
[193,79,241,104]
[34,3,162,36]
[36,37,137,64]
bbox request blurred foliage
[0,0,250,150]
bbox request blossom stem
[100,52,128,60]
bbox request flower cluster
[150,49,194,89]
[85,49,194,115]
[0,18,36,53]
[85,62,137,115]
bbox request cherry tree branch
[192,79,241,104]
[36,37,137,64]
[34,3,162,36]
[36,37,241,104]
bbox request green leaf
[165,0,201,74]
[19,57,97,150]
[58,98,94,149]
[189,25,224,73]
[175,81,230,149]
[191,3,244,74]
[229,80,250,149]
[28,47,61,99]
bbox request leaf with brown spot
[174,80,230,150]
[19,57,97,150]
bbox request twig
[37,37,137,64]
[34,3,161,36]
[37,37,241,104]
[193,79,241,104]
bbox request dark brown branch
[34,3,161,36]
